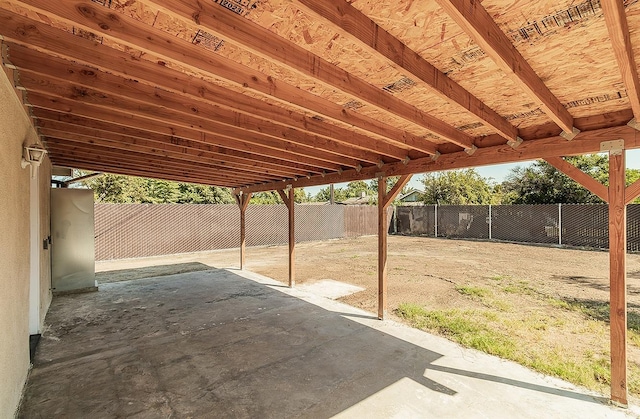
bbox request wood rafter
[295,0,518,143]
[7,44,419,162]
[69,0,477,150]
[601,0,640,125]
[0,5,440,157]
[38,121,304,178]
[436,0,577,138]
[27,91,357,170]
[236,126,640,194]
[19,72,380,167]
[543,157,609,203]
[33,109,333,173]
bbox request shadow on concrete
[21,267,610,418]
[95,262,213,284]
[426,364,608,404]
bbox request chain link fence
[95,204,385,260]
[395,204,640,252]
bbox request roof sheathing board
[244,0,494,137]
[341,0,543,127]
[485,0,630,120]
[103,0,454,144]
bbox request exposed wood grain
[609,151,628,406]
[626,178,640,205]
[27,91,356,170]
[33,109,332,173]
[236,126,640,193]
[543,157,609,203]
[277,188,295,287]
[40,126,301,178]
[436,0,575,135]
[50,157,235,187]
[378,175,387,320]
[0,5,440,155]
[381,174,412,208]
[135,0,475,149]
[7,43,425,159]
[236,192,252,270]
[44,140,267,183]
[18,71,380,167]
[601,0,640,122]
[296,0,517,142]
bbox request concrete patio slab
[19,266,638,418]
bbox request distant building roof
[398,189,424,202]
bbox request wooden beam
[544,157,609,203]
[296,0,518,143]
[235,125,640,194]
[0,5,440,156]
[626,178,640,205]
[601,0,640,123]
[12,0,473,149]
[608,149,628,406]
[143,0,475,149]
[50,157,237,187]
[277,188,295,287]
[34,108,332,173]
[27,91,354,171]
[44,140,267,184]
[19,72,380,167]
[7,43,431,158]
[40,127,301,178]
[436,0,576,137]
[381,175,413,208]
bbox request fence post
[488,204,492,240]
[558,203,562,246]
[434,204,438,238]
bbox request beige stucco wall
[0,67,50,417]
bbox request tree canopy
[421,169,495,205]
[501,155,640,204]
[81,173,234,204]
[76,155,640,206]
[78,172,312,205]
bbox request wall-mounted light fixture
[21,144,47,178]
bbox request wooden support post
[278,188,295,287]
[609,149,627,406]
[377,174,412,320]
[378,175,387,320]
[235,192,252,270]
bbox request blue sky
[304,149,640,196]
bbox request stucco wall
[0,68,47,417]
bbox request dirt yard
[97,236,640,399]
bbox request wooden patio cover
[2,0,640,406]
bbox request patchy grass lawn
[126,235,640,400]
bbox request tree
[314,182,373,202]
[421,169,494,205]
[80,173,235,204]
[501,154,640,204]
[249,189,310,205]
